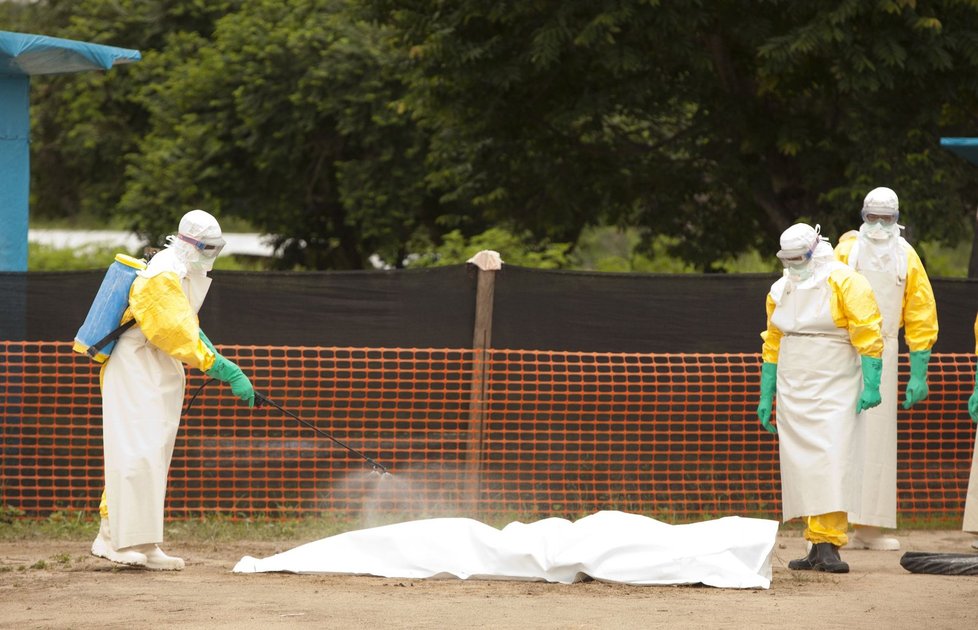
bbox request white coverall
[963,314,978,536]
[761,258,883,543]
[100,246,217,549]
[834,231,938,528]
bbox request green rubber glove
[902,349,931,409]
[856,355,883,413]
[969,365,978,423]
[205,353,255,408]
[756,361,778,435]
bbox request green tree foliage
[364,0,978,269]
[119,0,444,269]
[12,0,238,224]
[13,1,978,272]
[406,227,571,268]
[0,2,32,29]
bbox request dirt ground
[1,529,977,630]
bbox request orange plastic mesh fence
[2,342,975,524]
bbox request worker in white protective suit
[90,209,254,570]
[834,187,938,551]
[963,316,978,550]
[756,223,884,573]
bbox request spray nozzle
[368,467,393,480]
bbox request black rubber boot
[788,544,818,570]
[812,542,849,573]
[789,543,849,573]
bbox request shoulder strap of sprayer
[85,319,137,359]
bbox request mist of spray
[326,464,472,528]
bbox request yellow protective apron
[101,249,211,549]
[771,266,863,522]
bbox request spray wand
[186,379,391,476]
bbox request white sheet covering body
[233,511,779,589]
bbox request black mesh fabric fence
[2,265,977,352]
[0,266,476,348]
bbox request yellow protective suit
[834,232,937,352]
[761,264,884,362]
[99,246,216,550]
[761,261,883,546]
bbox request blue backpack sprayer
[73,253,146,362]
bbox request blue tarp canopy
[0,31,140,340]
[0,30,141,76]
[0,31,140,279]
[940,137,978,166]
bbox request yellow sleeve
[902,245,938,352]
[760,293,782,364]
[827,267,884,358]
[128,272,216,372]
[833,231,857,265]
[973,313,978,355]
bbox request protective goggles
[861,210,899,226]
[776,249,813,266]
[177,233,226,258]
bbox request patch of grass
[0,510,98,541]
[51,552,72,567]
[0,509,365,543]
[163,512,361,544]
[0,505,963,545]
[29,213,131,231]
[28,242,140,271]
[28,242,273,271]
[896,513,964,529]
[0,504,26,524]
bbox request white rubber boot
[848,525,900,551]
[130,544,185,571]
[91,519,148,566]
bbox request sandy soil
[1,529,977,630]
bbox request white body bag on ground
[233,511,778,589]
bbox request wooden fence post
[464,250,501,512]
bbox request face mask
[861,221,898,241]
[786,260,814,281]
